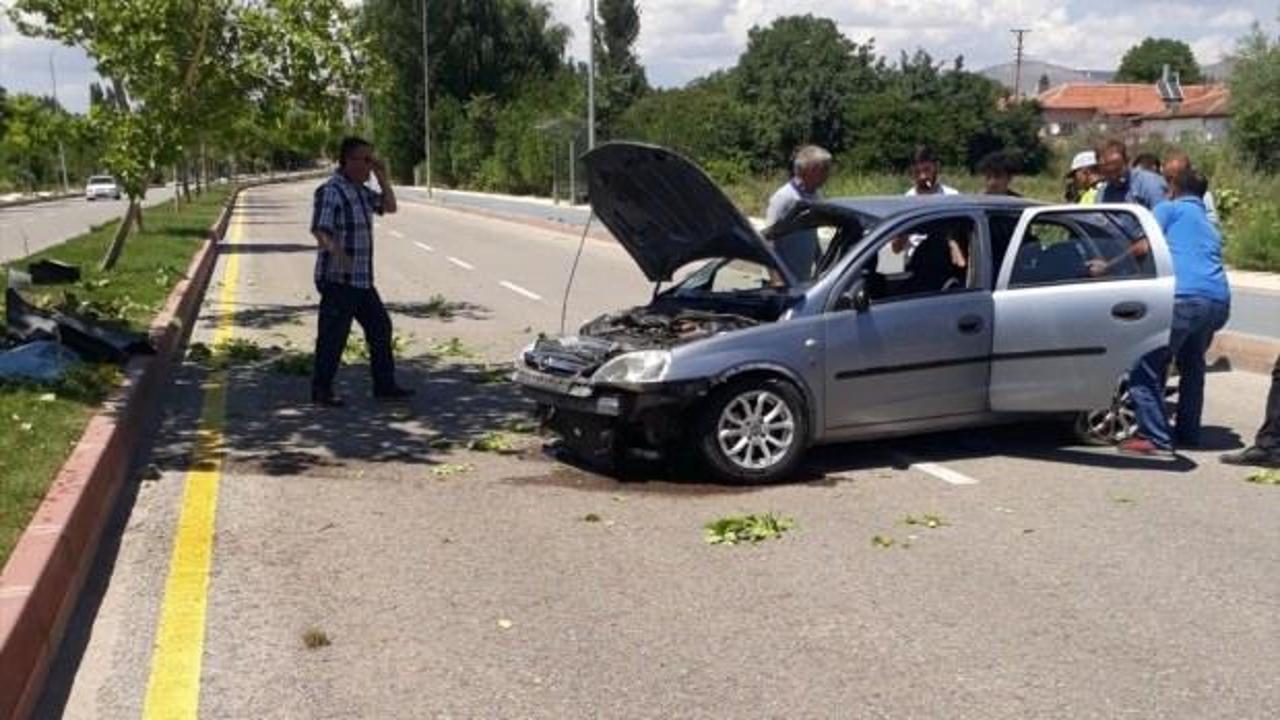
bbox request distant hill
[980,59,1114,97]
[981,57,1234,96]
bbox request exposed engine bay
[523,298,784,379]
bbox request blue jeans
[1130,296,1230,449]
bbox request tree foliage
[594,0,648,136]
[361,0,574,188]
[9,0,362,268]
[1115,37,1203,83]
[1230,23,1280,171]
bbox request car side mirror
[852,287,871,313]
[836,285,871,313]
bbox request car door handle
[957,315,984,334]
[1111,301,1147,321]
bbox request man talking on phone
[309,136,414,407]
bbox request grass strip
[0,188,230,565]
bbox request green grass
[0,188,231,566]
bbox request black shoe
[1220,446,1280,468]
[373,386,416,401]
[311,389,346,408]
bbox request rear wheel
[695,377,809,484]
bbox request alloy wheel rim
[717,390,796,470]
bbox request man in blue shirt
[310,136,413,407]
[1120,167,1231,456]
[1085,140,1168,277]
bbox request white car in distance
[84,175,122,201]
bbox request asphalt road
[407,186,1280,341]
[0,187,181,265]
[40,180,1280,719]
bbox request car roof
[820,194,1042,223]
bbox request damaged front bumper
[514,366,709,465]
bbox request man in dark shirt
[309,136,413,407]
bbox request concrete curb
[0,192,81,210]
[424,198,1280,377]
[0,176,310,720]
[1209,331,1280,376]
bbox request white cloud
[545,0,1277,85]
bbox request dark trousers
[1130,296,1230,448]
[312,282,396,394]
[1258,354,1280,451]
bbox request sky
[1,1,1276,113]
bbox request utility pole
[586,0,596,151]
[1011,28,1031,99]
[49,51,70,194]
[422,0,433,197]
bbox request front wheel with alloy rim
[695,377,809,484]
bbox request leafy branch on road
[1246,469,1280,486]
[704,512,795,545]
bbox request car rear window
[88,176,116,184]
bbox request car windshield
[88,176,115,185]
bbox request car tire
[1072,380,1177,446]
[694,376,809,484]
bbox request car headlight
[591,350,671,385]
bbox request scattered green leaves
[902,513,948,529]
[469,365,512,385]
[871,535,895,549]
[302,628,331,650]
[468,431,516,453]
[1246,469,1280,486]
[430,462,475,477]
[582,513,602,523]
[703,512,795,545]
[430,337,476,359]
[271,350,313,376]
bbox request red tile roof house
[1037,83,1231,141]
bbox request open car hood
[583,142,794,286]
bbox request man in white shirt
[904,145,959,197]
[894,145,959,257]
[764,145,832,282]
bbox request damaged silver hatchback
[515,143,1175,484]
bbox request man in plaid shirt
[309,136,413,406]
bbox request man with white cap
[1065,149,1100,204]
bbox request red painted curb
[0,177,309,720]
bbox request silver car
[516,143,1174,484]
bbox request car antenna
[559,211,595,335]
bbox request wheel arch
[708,363,819,444]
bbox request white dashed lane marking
[499,281,542,301]
[413,241,434,253]
[909,460,980,486]
[447,256,475,271]
[388,229,405,239]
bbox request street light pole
[586,0,596,151]
[49,51,70,194]
[422,0,433,197]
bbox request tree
[734,15,883,166]
[1230,23,1280,170]
[1115,37,1203,83]
[594,0,648,135]
[1037,73,1051,94]
[10,0,361,268]
[361,0,571,185]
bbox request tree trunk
[174,164,182,212]
[134,202,145,232]
[182,160,192,203]
[100,201,139,271]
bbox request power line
[1011,28,1031,99]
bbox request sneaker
[1117,436,1173,457]
[1220,446,1280,468]
[373,386,416,401]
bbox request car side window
[860,217,978,304]
[1008,211,1156,288]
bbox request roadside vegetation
[0,188,230,565]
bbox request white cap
[1067,150,1098,175]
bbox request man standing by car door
[309,136,414,407]
[1120,166,1230,456]
[764,145,832,282]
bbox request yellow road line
[142,192,246,720]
